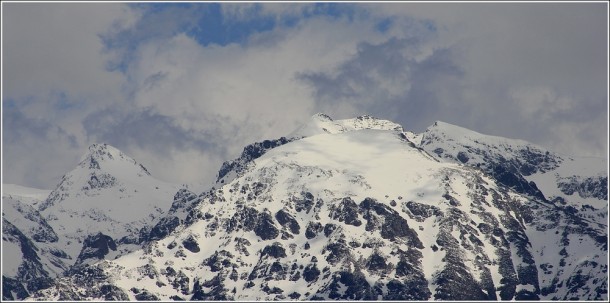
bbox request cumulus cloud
[3,3,134,100]
[2,107,81,188]
[2,3,607,190]
[3,3,136,188]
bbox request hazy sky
[2,2,608,189]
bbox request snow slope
[2,185,50,208]
[29,115,608,301]
[2,144,181,300]
[37,143,179,260]
[2,185,69,300]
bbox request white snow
[1,237,23,276]
[17,116,607,301]
[2,184,51,201]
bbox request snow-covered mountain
[22,114,607,301]
[2,185,67,300]
[416,121,607,223]
[2,144,179,300]
[37,143,179,260]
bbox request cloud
[119,13,390,145]
[300,2,608,157]
[100,3,203,71]
[2,107,81,189]
[2,3,606,190]
[2,3,138,188]
[3,3,134,101]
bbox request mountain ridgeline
[2,114,607,301]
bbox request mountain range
[2,114,607,300]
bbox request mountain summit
[4,116,607,301]
[21,115,607,301]
[38,143,179,258]
[288,113,404,139]
[2,144,181,299]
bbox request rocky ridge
[21,114,607,301]
[2,144,179,299]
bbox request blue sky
[2,2,608,189]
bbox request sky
[2,2,608,190]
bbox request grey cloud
[100,4,202,72]
[142,71,169,91]
[297,5,607,157]
[83,108,227,159]
[298,37,416,107]
[298,35,467,132]
[3,3,606,191]
[3,107,81,189]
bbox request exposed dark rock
[262,284,284,294]
[225,207,278,240]
[169,295,185,301]
[148,216,180,241]
[329,197,362,226]
[182,235,200,253]
[443,193,461,206]
[366,251,389,272]
[294,191,315,214]
[305,221,323,239]
[261,242,287,259]
[217,137,292,183]
[225,207,259,233]
[323,223,338,237]
[2,276,29,300]
[234,237,251,257]
[303,264,321,282]
[134,289,159,301]
[275,209,300,234]
[404,201,442,222]
[254,212,279,240]
[558,176,608,200]
[204,250,234,272]
[75,232,117,265]
[456,151,470,163]
[99,284,129,300]
[2,219,55,297]
[359,198,423,248]
[385,278,431,300]
[323,242,351,265]
[169,270,190,295]
[490,163,546,201]
[325,271,376,300]
[191,275,233,300]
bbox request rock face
[216,137,293,185]
[14,115,608,301]
[2,187,69,300]
[2,220,55,300]
[2,144,179,300]
[32,143,179,262]
[74,233,118,265]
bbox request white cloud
[3,3,135,100]
[511,86,574,119]
[3,3,607,190]
[3,3,137,188]
[124,15,389,154]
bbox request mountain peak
[82,143,126,163]
[311,112,333,122]
[16,114,608,301]
[38,144,155,212]
[428,120,477,135]
[289,114,403,139]
[77,143,150,176]
[87,142,116,153]
[424,120,547,152]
